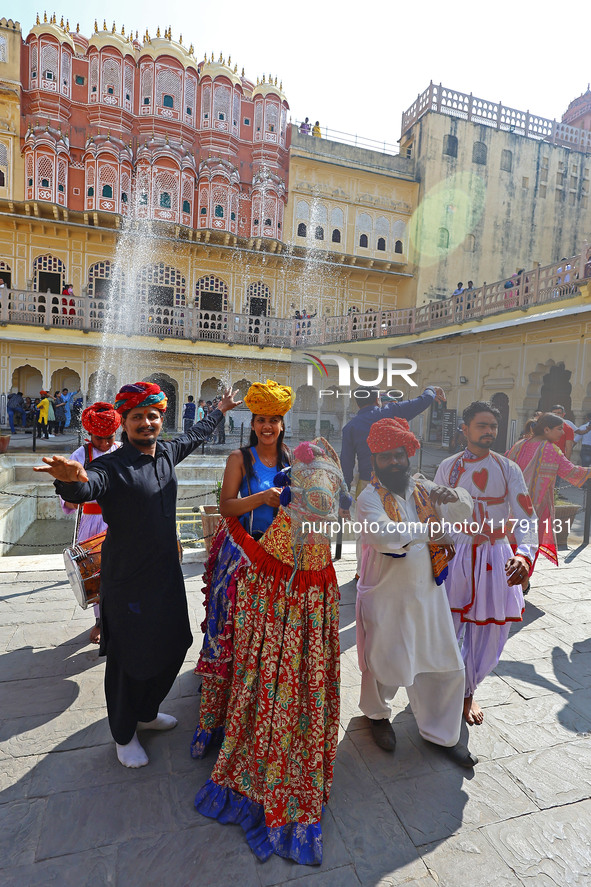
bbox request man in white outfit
[434,401,537,725]
[356,417,477,768]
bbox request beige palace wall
[402,112,591,305]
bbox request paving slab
[2,548,591,885]
[482,800,591,886]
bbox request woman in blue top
[220,412,290,538]
[192,380,294,758]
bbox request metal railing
[1,251,589,347]
[293,121,400,156]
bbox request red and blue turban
[114,382,168,415]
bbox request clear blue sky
[9,0,590,150]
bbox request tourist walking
[434,401,537,725]
[506,413,591,569]
[182,395,196,432]
[356,417,477,767]
[7,391,26,434]
[35,381,240,769]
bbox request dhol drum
[63,530,105,610]
[64,532,184,609]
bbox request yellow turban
[244,379,295,417]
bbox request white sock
[137,712,178,731]
[116,733,148,768]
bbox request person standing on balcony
[182,395,196,433]
[312,120,321,137]
[299,117,311,135]
[35,382,240,770]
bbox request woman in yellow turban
[194,380,294,753]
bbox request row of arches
[10,255,273,316]
[295,223,404,253]
[443,134,513,171]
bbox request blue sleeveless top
[239,448,278,536]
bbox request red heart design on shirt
[517,493,534,516]
[472,468,488,491]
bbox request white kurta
[434,451,538,624]
[355,477,473,743]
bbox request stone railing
[1,251,589,347]
[401,82,591,153]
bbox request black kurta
[55,410,222,680]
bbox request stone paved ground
[1,544,591,886]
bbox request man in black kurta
[36,381,240,768]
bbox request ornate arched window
[331,228,341,243]
[297,222,307,237]
[195,274,229,312]
[359,233,368,248]
[246,281,271,316]
[472,141,487,165]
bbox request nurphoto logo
[303,353,418,400]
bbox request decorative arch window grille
[377,237,386,251]
[40,43,58,82]
[33,254,65,291]
[120,170,131,209]
[156,68,181,109]
[254,101,263,133]
[30,43,38,82]
[331,207,344,228]
[359,233,368,248]
[124,63,133,107]
[140,263,186,307]
[195,274,229,312]
[0,35,8,64]
[98,164,117,200]
[438,227,449,249]
[102,58,121,99]
[472,141,487,165]
[0,143,8,189]
[296,200,310,222]
[246,281,270,316]
[297,222,307,237]
[443,134,458,158]
[88,259,115,297]
[232,91,240,132]
[37,155,54,194]
[140,65,153,105]
[394,240,403,254]
[57,158,67,196]
[89,56,98,95]
[85,164,95,200]
[265,102,279,133]
[213,84,230,122]
[375,216,389,249]
[201,84,211,125]
[26,153,33,196]
[154,171,179,213]
[185,76,196,119]
[61,51,71,95]
[331,228,341,243]
[281,107,287,141]
[500,149,513,172]
[181,177,193,217]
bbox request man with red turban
[36,381,241,770]
[60,401,122,643]
[355,417,478,767]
